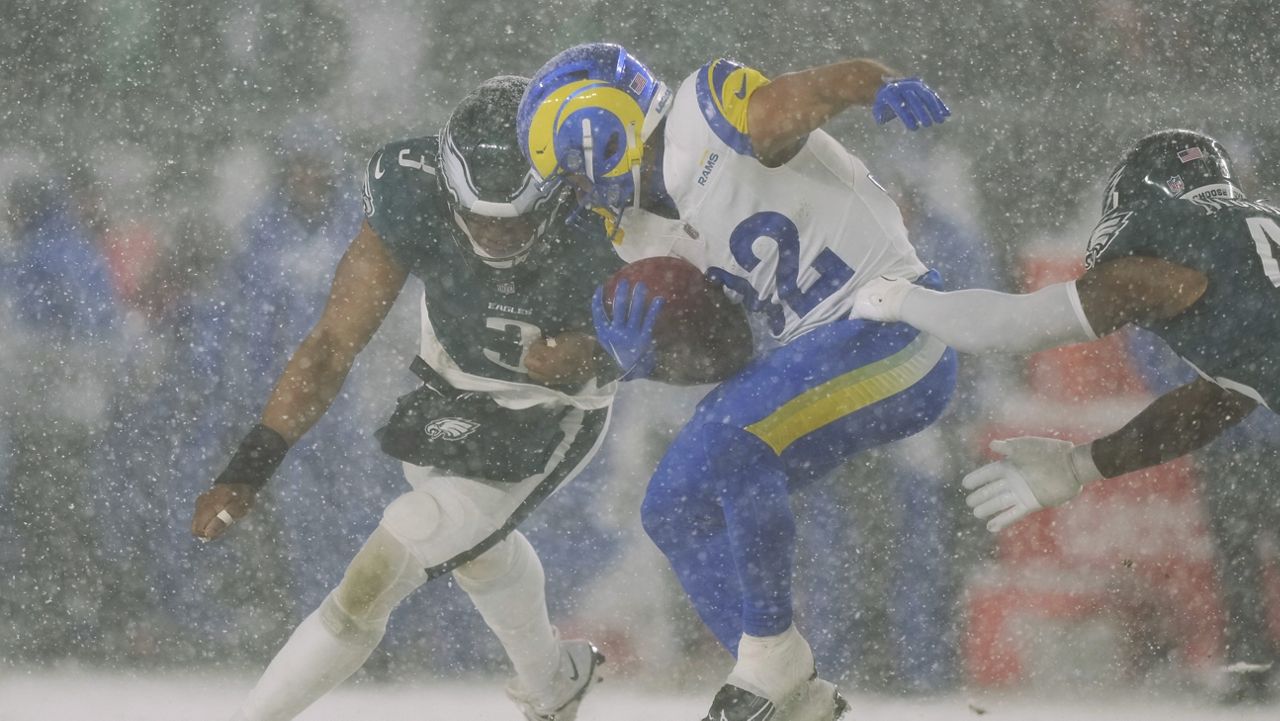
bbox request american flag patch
[629,74,647,95]
[1177,147,1204,163]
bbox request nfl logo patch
[1167,175,1185,194]
[629,73,648,95]
[1177,147,1204,163]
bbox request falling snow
[2,1,1279,718]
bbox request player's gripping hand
[962,437,1103,532]
[852,276,916,322]
[525,332,600,386]
[872,77,950,131]
[191,482,258,541]
[591,279,665,381]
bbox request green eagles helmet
[440,75,565,267]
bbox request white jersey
[616,59,926,343]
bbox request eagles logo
[1084,210,1132,270]
[424,417,480,441]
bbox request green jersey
[362,136,623,409]
[1085,192,1280,408]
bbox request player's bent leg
[231,526,428,721]
[683,323,949,721]
[452,532,554,678]
[641,421,784,653]
[454,529,602,721]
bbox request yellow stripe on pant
[745,334,948,455]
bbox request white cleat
[776,675,849,721]
[506,639,605,721]
[851,276,915,322]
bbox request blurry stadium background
[2,0,1280,709]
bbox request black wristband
[214,423,290,491]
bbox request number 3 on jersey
[1248,216,1280,287]
[707,211,855,335]
[484,317,542,372]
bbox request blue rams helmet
[517,43,672,223]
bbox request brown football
[602,256,753,385]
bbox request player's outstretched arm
[192,220,409,541]
[964,378,1257,532]
[1090,376,1257,478]
[854,256,1208,354]
[748,59,947,165]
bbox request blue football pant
[641,319,956,654]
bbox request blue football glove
[591,280,665,381]
[872,77,950,131]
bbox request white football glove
[851,276,916,322]
[961,437,1104,533]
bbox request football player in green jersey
[855,130,1276,532]
[191,76,623,721]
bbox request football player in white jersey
[517,44,954,721]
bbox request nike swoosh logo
[373,152,385,179]
[734,75,749,100]
[567,653,580,681]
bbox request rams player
[855,130,1278,532]
[190,77,622,721]
[518,44,954,721]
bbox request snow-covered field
[1,671,1277,721]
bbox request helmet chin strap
[639,82,672,141]
[627,121,642,209]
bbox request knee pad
[380,483,500,569]
[381,489,446,546]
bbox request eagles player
[855,130,1277,532]
[190,76,622,721]
[518,44,954,721]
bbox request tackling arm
[523,331,605,386]
[1090,376,1257,477]
[963,377,1256,532]
[857,256,1209,354]
[192,220,409,540]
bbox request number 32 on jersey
[706,211,855,335]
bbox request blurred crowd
[2,0,1280,702]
